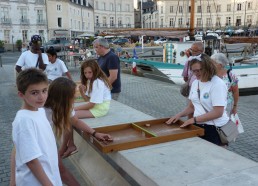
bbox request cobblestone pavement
[1,52,258,184]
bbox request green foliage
[16,39,22,47]
[0,40,4,48]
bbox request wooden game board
[75,118,204,153]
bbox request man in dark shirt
[93,38,121,96]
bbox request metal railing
[94,23,132,28]
[20,18,30,24]
[1,18,12,24]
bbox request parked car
[154,38,167,45]
[43,39,73,52]
[111,38,129,46]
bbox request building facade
[93,0,135,33]
[0,0,47,50]
[46,0,94,39]
[141,0,258,30]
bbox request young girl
[75,59,112,119]
[45,47,73,82]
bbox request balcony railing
[36,19,46,25]
[20,18,30,25]
[94,23,132,29]
[1,18,12,24]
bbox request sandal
[62,147,78,159]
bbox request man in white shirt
[15,35,49,73]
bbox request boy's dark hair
[16,68,48,94]
[46,47,57,57]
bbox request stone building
[0,0,47,50]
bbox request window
[237,3,241,11]
[118,17,122,27]
[57,4,61,11]
[169,18,174,27]
[247,2,252,10]
[226,17,231,25]
[227,4,231,12]
[197,18,202,27]
[160,18,163,27]
[37,10,43,23]
[95,1,98,9]
[126,17,130,27]
[82,22,85,30]
[197,6,201,13]
[247,15,252,24]
[96,16,99,26]
[78,21,80,29]
[110,17,114,27]
[178,18,183,26]
[207,6,210,13]
[170,6,173,13]
[103,2,105,10]
[22,30,28,42]
[206,18,211,27]
[188,6,191,13]
[103,16,107,27]
[216,17,221,26]
[58,17,62,27]
[39,30,44,38]
[126,4,130,12]
[161,6,163,14]
[20,8,27,22]
[236,16,241,26]
[179,6,183,13]
[4,30,10,43]
[117,4,121,11]
[1,7,10,23]
[110,3,113,11]
[217,5,221,12]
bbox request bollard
[0,55,2,67]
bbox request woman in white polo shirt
[166,53,229,145]
[45,47,73,83]
[75,59,112,118]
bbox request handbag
[216,120,239,144]
[197,81,239,144]
[180,82,190,97]
[231,113,244,133]
[180,62,191,97]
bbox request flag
[132,48,138,74]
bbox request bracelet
[194,117,197,124]
[92,131,97,137]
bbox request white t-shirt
[44,107,75,128]
[85,78,111,103]
[12,108,62,186]
[44,58,68,80]
[16,50,49,69]
[189,76,229,127]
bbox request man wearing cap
[15,35,49,73]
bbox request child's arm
[10,147,16,186]
[65,72,73,80]
[78,85,90,102]
[26,159,53,186]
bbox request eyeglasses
[192,68,202,74]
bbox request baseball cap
[31,35,42,43]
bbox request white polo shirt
[45,58,68,80]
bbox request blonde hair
[80,59,112,93]
[44,77,76,139]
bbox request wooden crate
[76,118,204,153]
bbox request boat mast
[189,0,195,39]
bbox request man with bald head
[182,41,204,85]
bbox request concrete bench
[71,100,258,186]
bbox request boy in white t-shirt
[45,47,73,82]
[12,68,62,186]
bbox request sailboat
[119,0,258,95]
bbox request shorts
[89,100,110,118]
[195,124,222,145]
